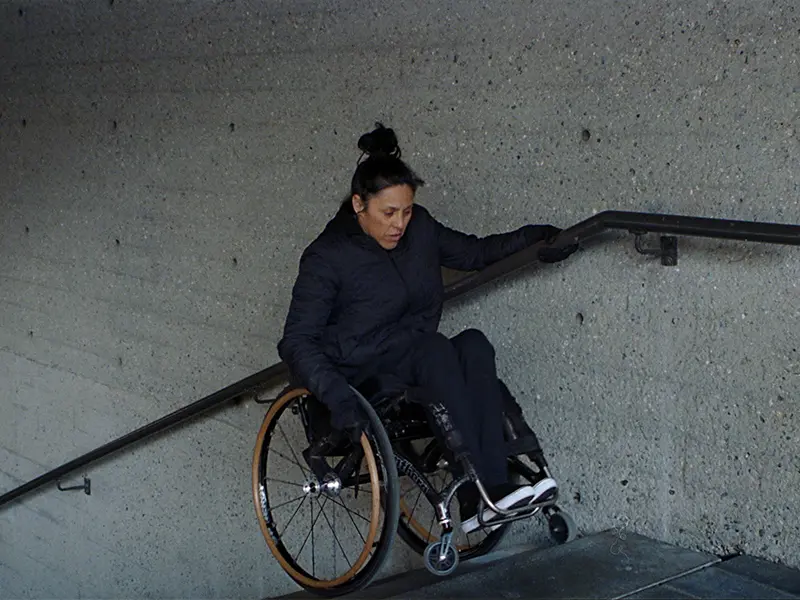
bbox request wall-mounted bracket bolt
[57,476,91,495]
[632,231,678,266]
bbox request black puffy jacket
[277,202,554,427]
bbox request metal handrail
[1,210,798,509]
[444,210,800,299]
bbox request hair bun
[358,122,401,159]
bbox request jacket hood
[325,201,363,237]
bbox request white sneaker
[460,477,558,534]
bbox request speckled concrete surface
[1,0,798,597]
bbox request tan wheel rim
[252,388,382,589]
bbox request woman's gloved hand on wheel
[331,401,369,446]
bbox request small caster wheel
[423,541,459,576]
[547,507,577,544]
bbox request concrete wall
[1,0,798,597]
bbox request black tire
[546,507,577,544]
[423,540,460,576]
[252,387,400,597]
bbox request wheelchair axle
[301,473,343,498]
[301,479,321,497]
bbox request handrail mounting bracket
[632,230,678,266]
[56,476,91,496]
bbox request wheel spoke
[317,498,354,570]
[406,487,425,535]
[270,494,306,512]
[277,421,311,478]
[329,497,368,544]
[401,481,423,500]
[269,447,310,476]
[264,476,305,488]
[279,495,308,538]
[427,510,437,545]
[294,496,328,564]
[332,501,337,574]
[311,497,315,576]
[327,496,371,526]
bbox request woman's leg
[449,329,559,533]
[382,331,555,532]
[449,328,509,488]
[390,331,486,477]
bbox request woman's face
[353,184,415,250]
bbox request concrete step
[274,530,800,599]
[371,530,717,599]
[275,542,542,600]
[629,554,800,600]
[274,529,704,598]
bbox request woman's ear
[352,194,365,214]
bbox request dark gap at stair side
[623,582,701,599]
[716,555,800,596]
[665,566,799,600]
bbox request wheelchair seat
[354,374,434,442]
[295,373,433,452]
[354,372,408,405]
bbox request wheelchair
[251,376,577,597]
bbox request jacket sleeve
[277,246,357,423]
[431,209,555,272]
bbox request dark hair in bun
[345,122,424,211]
[357,122,401,159]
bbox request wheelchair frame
[252,383,577,597]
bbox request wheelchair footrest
[506,435,542,456]
[476,487,559,528]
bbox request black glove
[331,401,369,446]
[525,224,579,263]
[523,224,562,245]
[538,241,579,263]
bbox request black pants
[361,329,510,488]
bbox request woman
[278,123,577,532]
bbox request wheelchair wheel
[395,439,509,561]
[545,506,577,544]
[252,387,400,596]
